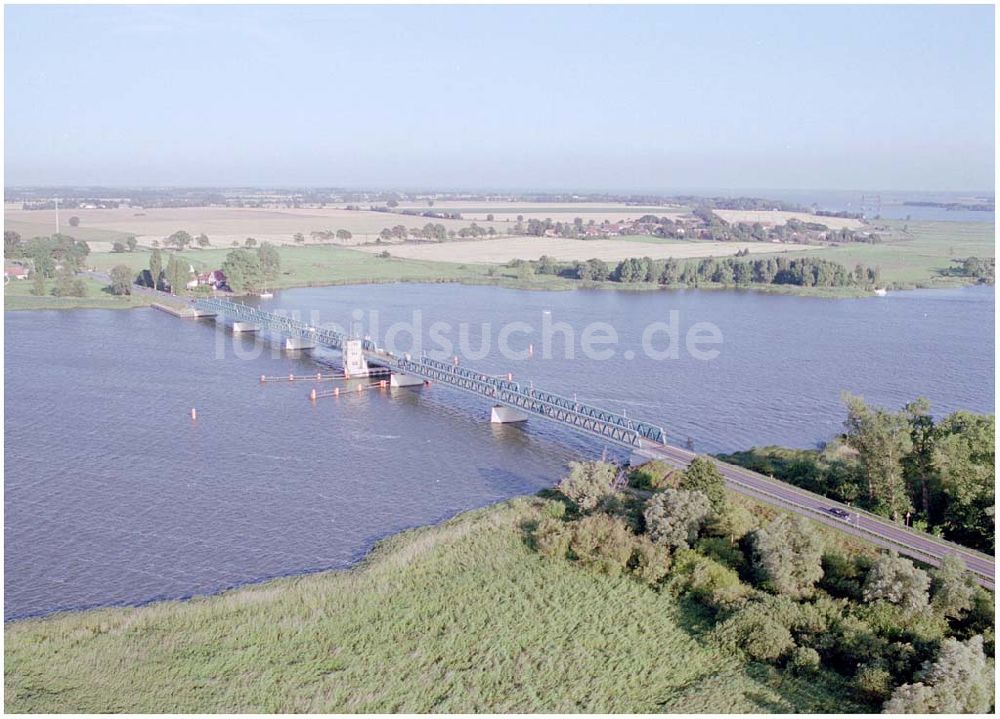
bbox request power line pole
[55,197,60,235]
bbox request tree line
[529,457,994,713]
[4,231,91,298]
[520,253,883,289]
[720,394,995,554]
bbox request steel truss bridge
[195,298,667,448]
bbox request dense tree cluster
[530,457,995,713]
[529,253,881,290]
[4,231,91,278]
[721,396,995,553]
[949,256,995,284]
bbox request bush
[670,548,749,610]
[557,461,618,513]
[680,457,727,511]
[819,551,866,600]
[567,514,636,577]
[628,460,679,490]
[627,535,672,586]
[533,517,572,560]
[789,646,821,675]
[694,537,746,571]
[854,663,894,702]
[712,599,796,662]
[883,636,994,713]
[704,503,758,543]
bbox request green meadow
[4,496,865,714]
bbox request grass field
[814,220,994,287]
[4,496,867,713]
[352,236,814,264]
[2,277,151,311]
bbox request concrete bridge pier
[284,337,317,351]
[390,373,425,388]
[232,322,259,333]
[491,405,529,424]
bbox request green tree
[167,230,192,249]
[244,237,258,248]
[293,232,305,244]
[643,488,712,549]
[680,457,727,511]
[336,229,352,241]
[68,215,80,227]
[929,554,976,619]
[195,233,210,247]
[883,636,994,713]
[842,393,912,519]
[5,230,23,257]
[125,234,137,252]
[257,242,280,278]
[902,398,937,520]
[149,249,163,290]
[862,551,930,610]
[30,271,45,296]
[221,249,263,295]
[112,241,126,253]
[165,255,190,295]
[51,268,87,297]
[748,514,824,598]
[108,265,133,295]
[933,411,995,552]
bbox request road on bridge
[640,443,995,589]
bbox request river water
[4,284,994,619]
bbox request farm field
[711,210,865,230]
[3,203,690,253]
[3,206,512,251]
[353,236,814,264]
[3,497,863,713]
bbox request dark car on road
[826,507,851,521]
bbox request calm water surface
[5,284,994,619]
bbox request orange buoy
[289,374,294,381]
[260,374,266,383]
[334,387,340,397]
[190,407,197,420]
[507,372,513,381]
[528,343,534,357]
[316,372,322,381]
[310,389,317,401]
[379,379,387,389]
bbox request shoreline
[4,271,990,312]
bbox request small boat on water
[873,288,888,297]
[258,291,274,299]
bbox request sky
[4,4,995,192]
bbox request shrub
[567,514,636,577]
[854,663,894,702]
[670,548,749,610]
[627,535,672,586]
[748,514,824,599]
[929,554,976,619]
[694,536,746,570]
[643,488,712,549]
[704,503,757,543]
[557,461,618,513]
[789,646,821,674]
[862,552,930,610]
[819,551,865,600]
[532,517,572,560]
[712,599,795,662]
[628,460,679,490]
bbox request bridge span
[195,297,995,588]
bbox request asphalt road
[639,443,995,589]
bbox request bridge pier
[232,322,259,333]
[284,337,317,351]
[491,405,529,424]
[390,373,425,388]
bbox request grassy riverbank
[6,495,866,713]
[2,277,152,311]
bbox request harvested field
[711,210,865,230]
[3,206,510,251]
[355,236,813,264]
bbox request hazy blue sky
[5,4,994,191]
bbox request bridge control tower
[342,338,372,377]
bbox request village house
[4,263,29,280]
